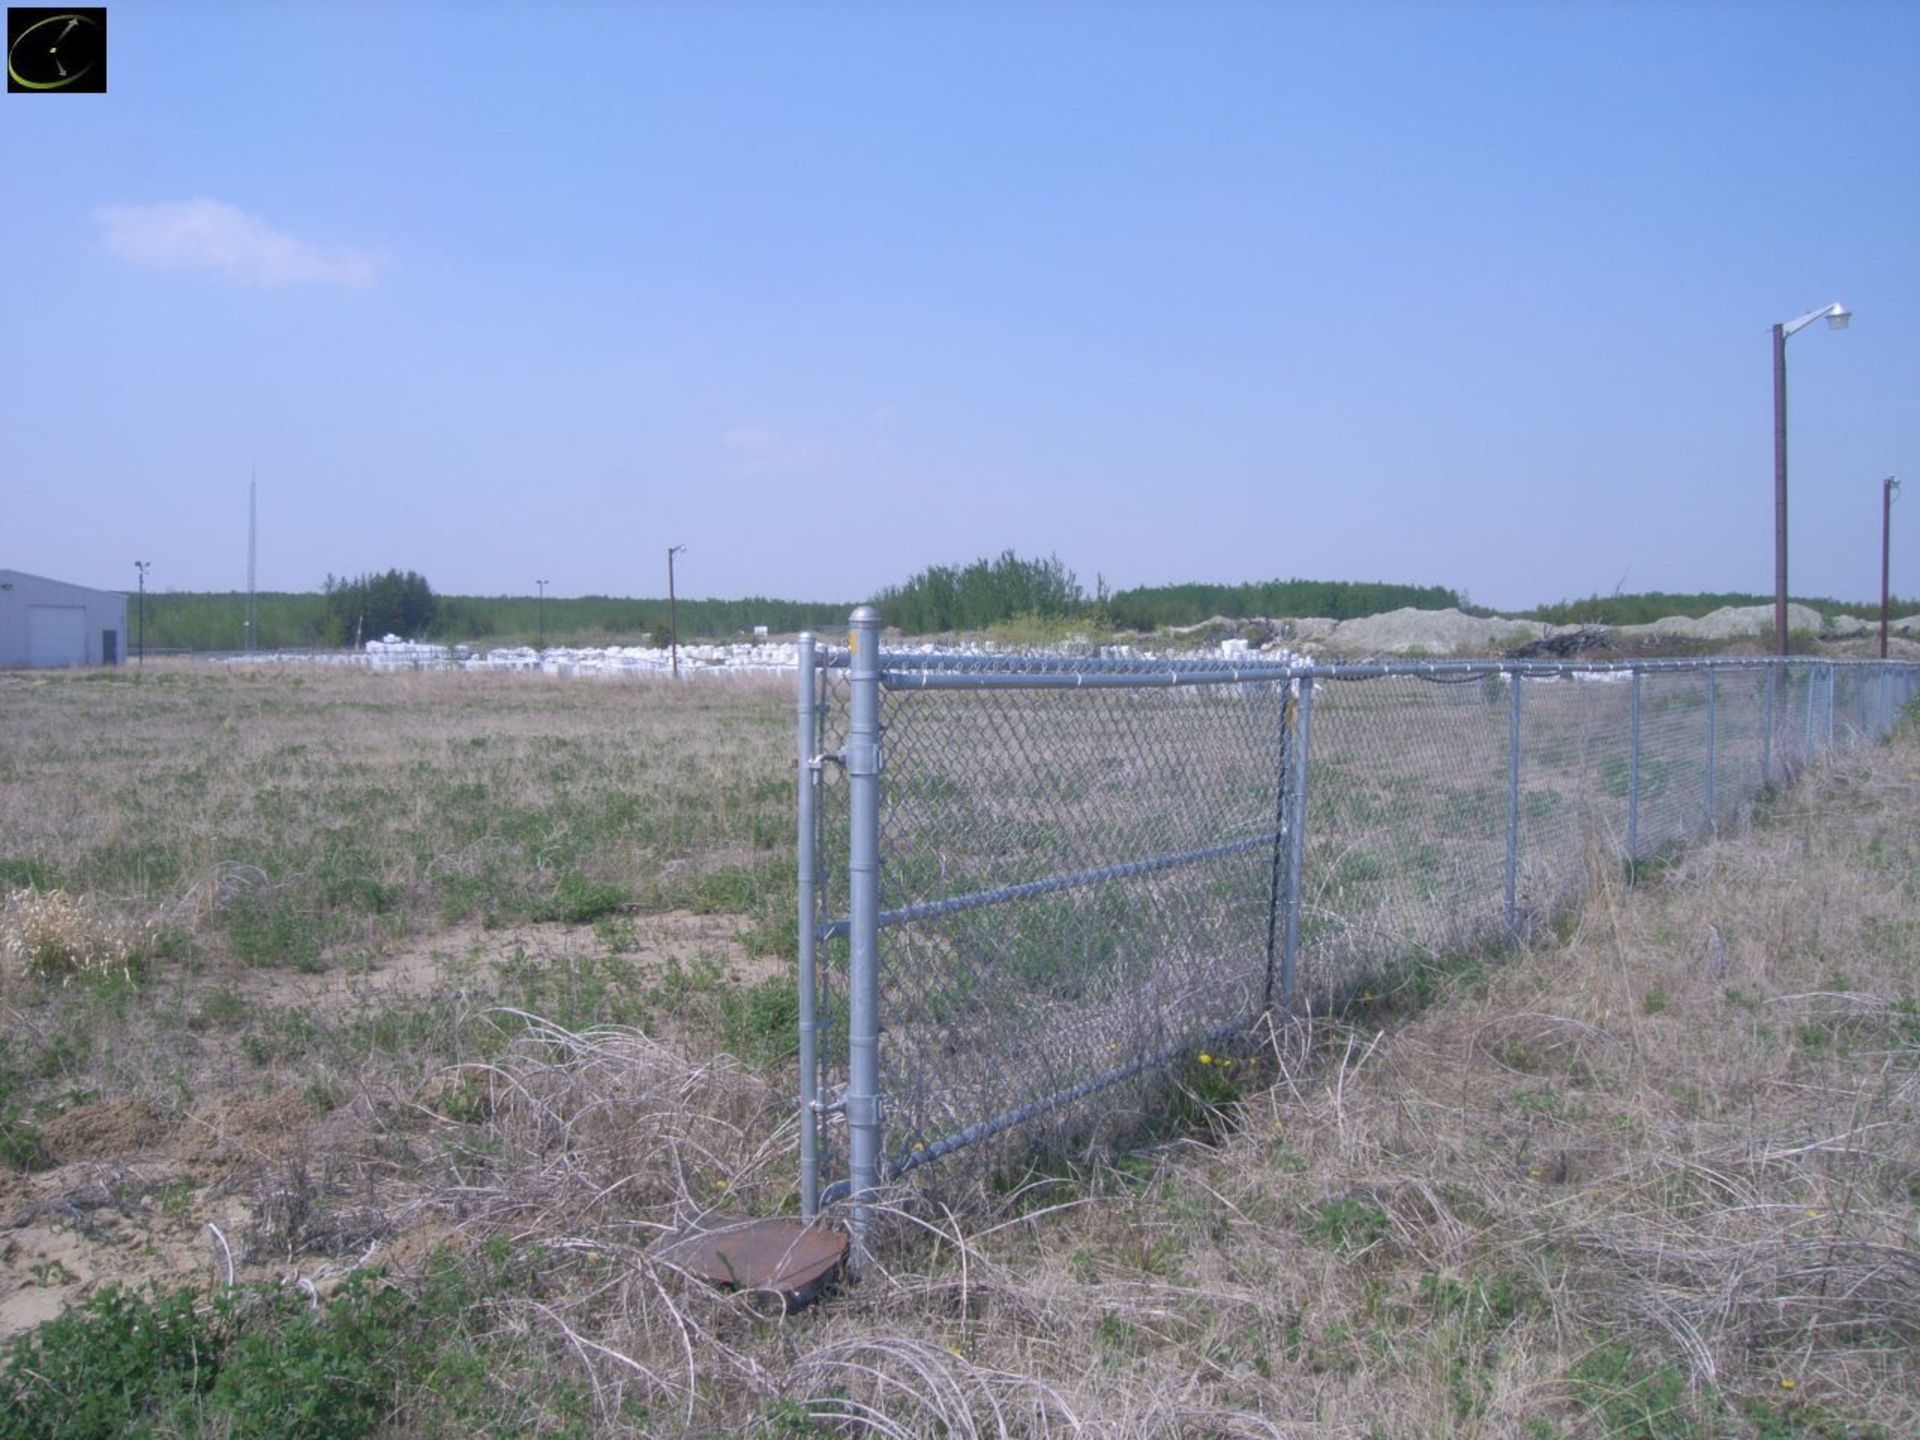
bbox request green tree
[322,571,438,645]
[874,551,1084,632]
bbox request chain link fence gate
[795,611,1920,1256]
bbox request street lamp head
[1780,301,1852,338]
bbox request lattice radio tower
[245,470,258,652]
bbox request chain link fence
[796,615,1920,1249]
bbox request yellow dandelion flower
[1779,1378,1797,1391]
[1198,1053,1214,1065]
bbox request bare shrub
[0,887,145,987]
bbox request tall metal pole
[536,578,548,648]
[1882,477,1900,660]
[1705,667,1717,832]
[134,561,149,670]
[246,471,257,653]
[1773,323,1790,656]
[844,606,883,1264]
[1504,671,1522,938]
[1279,675,1314,1014]
[1771,303,1851,654]
[1761,665,1775,787]
[666,545,686,679]
[1260,684,1292,1015]
[1627,669,1642,863]
[795,632,821,1219]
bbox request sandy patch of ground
[0,909,786,1343]
[232,910,777,1019]
[0,1160,211,1343]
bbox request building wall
[0,569,131,667]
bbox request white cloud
[95,200,386,288]
[719,426,845,478]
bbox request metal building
[0,569,129,668]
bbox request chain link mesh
[802,656,1920,1196]
[873,673,1288,1171]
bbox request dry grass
[242,728,1903,1437]
[0,660,794,964]
[2,663,1914,1436]
[0,888,147,989]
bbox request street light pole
[1883,477,1901,660]
[1772,301,1851,655]
[536,578,548,649]
[666,545,687,679]
[134,560,150,670]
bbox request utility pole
[1771,302,1850,655]
[666,545,687,679]
[1883,476,1902,660]
[246,470,257,652]
[134,560,150,670]
[536,578,548,648]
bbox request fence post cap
[850,605,880,625]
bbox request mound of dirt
[177,1092,317,1167]
[1326,607,1547,656]
[39,1100,169,1164]
[1614,602,1822,643]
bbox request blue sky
[4,0,1916,611]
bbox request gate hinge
[843,1092,885,1128]
[842,740,883,777]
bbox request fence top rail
[808,648,1917,688]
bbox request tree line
[135,574,852,651]
[1522,590,1917,627]
[127,562,1913,652]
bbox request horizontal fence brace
[818,830,1282,941]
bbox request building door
[26,605,87,667]
[102,630,118,665]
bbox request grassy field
[2,662,1917,1436]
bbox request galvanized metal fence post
[1825,664,1835,753]
[794,633,821,1219]
[1261,683,1293,1015]
[1705,667,1717,832]
[1278,675,1314,1014]
[1761,665,1775,787]
[1804,662,1816,765]
[1504,670,1521,938]
[1627,668,1642,864]
[844,606,884,1263]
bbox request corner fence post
[1627,669,1642,864]
[1279,676,1314,1013]
[795,633,820,1220]
[844,606,884,1265]
[1261,684,1293,1015]
[1761,665,1774,786]
[1504,670,1521,938]
[1705,667,1717,832]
